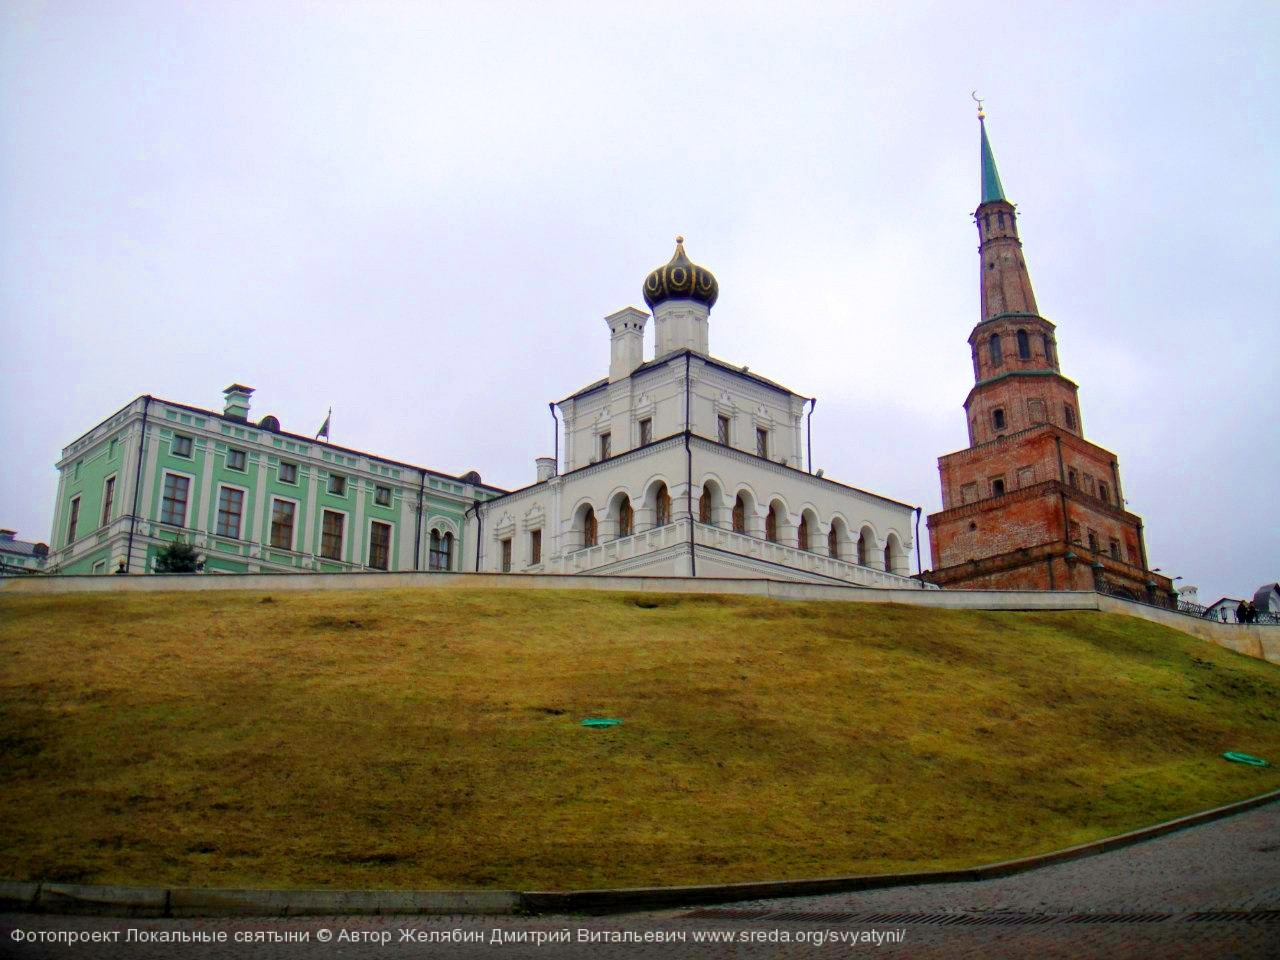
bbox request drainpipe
[413,468,426,570]
[466,500,484,572]
[806,397,817,473]
[124,395,152,573]
[685,352,696,577]
[548,403,559,473]
[914,506,922,584]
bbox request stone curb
[8,787,1278,918]
[518,786,1280,914]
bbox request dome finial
[675,235,684,244]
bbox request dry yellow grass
[1,587,1277,890]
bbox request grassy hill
[1,587,1277,891]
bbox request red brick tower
[923,109,1173,601]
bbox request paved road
[4,802,1278,959]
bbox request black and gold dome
[642,237,719,310]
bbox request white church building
[465,239,924,587]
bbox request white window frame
[366,518,394,570]
[268,495,301,552]
[278,461,298,485]
[66,494,82,546]
[319,507,350,562]
[100,473,118,527]
[172,434,194,459]
[214,482,250,540]
[374,484,392,507]
[327,473,347,497]
[226,447,248,472]
[159,470,196,528]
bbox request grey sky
[2,1,1276,603]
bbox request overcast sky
[2,1,1275,602]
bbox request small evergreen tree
[154,540,200,573]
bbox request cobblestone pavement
[4,803,1278,959]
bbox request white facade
[468,242,926,588]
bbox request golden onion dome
[642,236,719,310]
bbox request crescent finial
[971,90,985,120]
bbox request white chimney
[605,307,649,381]
[536,457,557,483]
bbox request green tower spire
[979,115,1006,204]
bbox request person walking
[1237,600,1249,624]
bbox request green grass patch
[1,588,1277,890]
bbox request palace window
[756,427,769,459]
[1087,529,1099,553]
[327,473,347,496]
[368,521,392,570]
[500,537,512,573]
[1109,538,1121,560]
[765,507,778,543]
[529,529,541,566]
[161,474,190,526]
[639,418,652,446]
[227,448,247,471]
[618,499,633,537]
[989,333,1003,366]
[101,476,115,527]
[1098,481,1110,504]
[599,432,611,460]
[732,495,746,534]
[1069,520,1081,543]
[1084,474,1095,496]
[828,526,838,558]
[270,499,296,549]
[583,507,597,547]
[215,487,245,539]
[992,408,1006,430]
[321,510,345,560]
[279,461,298,484]
[857,531,869,566]
[1017,329,1030,359]
[375,485,392,507]
[1068,468,1079,488]
[797,515,811,552]
[66,496,81,545]
[173,434,193,458]
[429,530,454,570]
[699,488,711,524]
[718,415,731,445]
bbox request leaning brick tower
[923,107,1174,601]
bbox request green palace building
[46,384,502,575]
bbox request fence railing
[1097,580,1279,625]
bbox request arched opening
[884,532,905,575]
[613,492,633,539]
[797,508,819,553]
[1017,329,1030,360]
[989,333,1003,366]
[857,525,878,568]
[765,500,786,544]
[698,479,723,526]
[653,483,671,527]
[732,494,747,534]
[797,514,810,551]
[828,516,848,560]
[574,503,598,549]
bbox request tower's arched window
[732,495,746,534]
[997,211,1006,229]
[1042,333,1054,365]
[1017,329,1030,359]
[989,333,1003,366]
[992,408,1006,430]
[583,506,597,547]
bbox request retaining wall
[3,569,1276,665]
